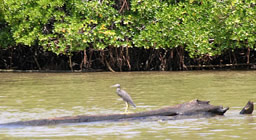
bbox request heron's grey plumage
[111,84,136,109]
[116,88,136,108]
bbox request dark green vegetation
[0,0,256,71]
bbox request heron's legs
[124,102,130,113]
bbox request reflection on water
[0,71,256,139]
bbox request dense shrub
[0,0,255,70]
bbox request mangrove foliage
[0,0,256,71]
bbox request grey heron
[111,84,136,113]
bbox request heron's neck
[116,87,121,92]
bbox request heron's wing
[118,89,136,108]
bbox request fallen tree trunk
[240,101,254,114]
[0,99,229,126]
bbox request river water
[0,71,255,139]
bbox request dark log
[0,99,229,126]
[240,101,254,114]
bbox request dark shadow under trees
[1,46,256,71]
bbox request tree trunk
[240,101,254,114]
[68,55,73,72]
[246,48,250,64]
[0,99,230,126]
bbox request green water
[0,71,255,139]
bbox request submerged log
[0,99,229,126]
[240,101,254,114]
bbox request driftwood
[0,99,253,126]
[240,101,254,114]
[0,99,230,126]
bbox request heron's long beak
[111,84,119,88]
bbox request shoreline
[1,63,256,73]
